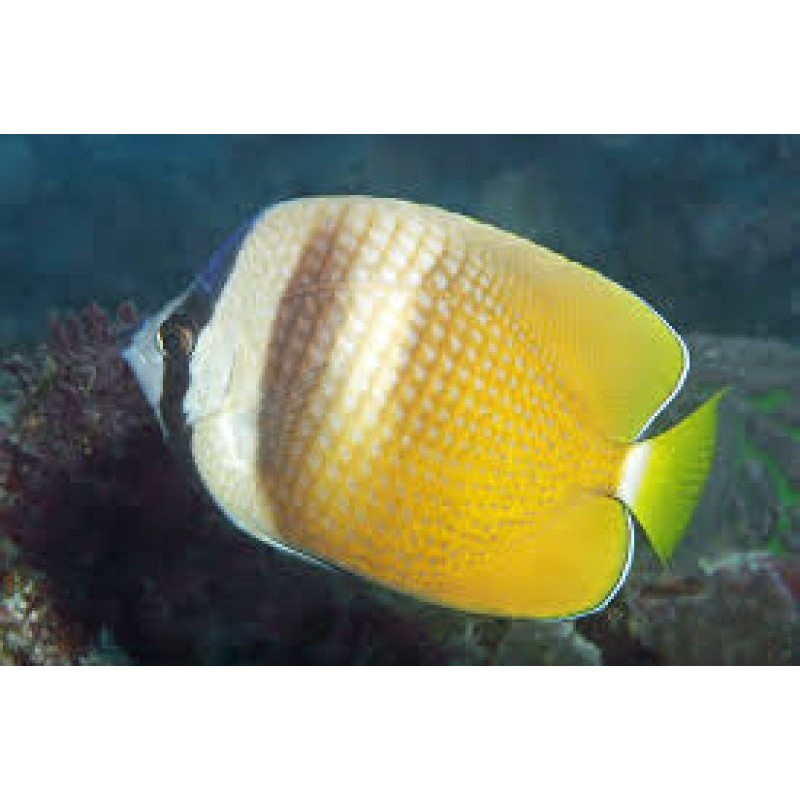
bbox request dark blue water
[0,134,797,345]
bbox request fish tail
[617,389,727,563]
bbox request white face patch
[213,410,257,473]
[122,291,189,433]
[182,322,238,427]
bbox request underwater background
[0,134,797,664]
[1,135,797,347]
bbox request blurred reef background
[0,134,798,664]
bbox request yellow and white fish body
[124,197,722,619]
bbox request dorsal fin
[458,219,687,441]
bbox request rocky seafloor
[0,306,797,665]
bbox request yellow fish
[124,196,723,619]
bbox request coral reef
[492,620,601,666]
[0,306,797,664]
[1,542,76,665]
[0,305,452,664]
[374,601,601,665]
[0,551,129,665]
[626,552,798,665]
[579,551,799,666]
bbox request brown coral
[626,553,799,665]
[0,303,447,664]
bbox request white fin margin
[561,508,636,621]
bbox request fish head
[123,216,257,441]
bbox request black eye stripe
[158,279,225,449]
[159,319,193,451]
[158,222,250,460]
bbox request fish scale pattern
[248,199,622,610]
[126,196,719,619]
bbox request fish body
[124,196,723,619]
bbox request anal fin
[444,492,633,619]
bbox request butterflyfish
[124,196,723,619]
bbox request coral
[1,303,144,663]
[0,542,75,665]
[576,551,800,666]
[379,600,602,665]
[0,304,449,664]
[577,334,800,665]
[0,554,132,665]
[0,580,69,664]
[492,620,601,666]
[624,552,799,665]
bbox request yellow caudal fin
[618,390,727,563]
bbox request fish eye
[157,315,195,357]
